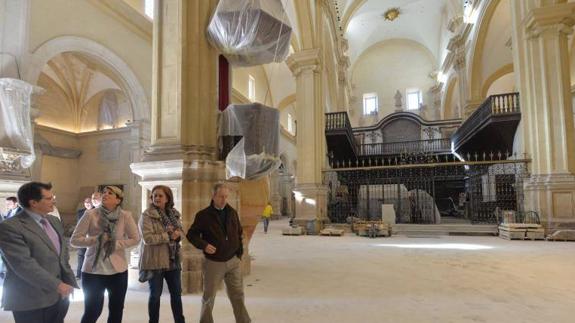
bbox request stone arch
[481,64,514,97]
[442,75,459,120]
[468,0,503,102]
[342,0,367,33]
[278,94,296,110]
[26,36,149,124]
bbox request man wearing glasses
[0,182,78,323]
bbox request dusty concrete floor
[1,218,574,322]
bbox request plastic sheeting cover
[220,103,280,180]
[207,0,292,67]
[0,78,35,168]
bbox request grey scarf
[92,206,122,269]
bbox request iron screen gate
[325,155,529,224]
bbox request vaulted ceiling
[336,0,451,65]
[36,52,133,133]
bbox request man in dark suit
[4,196,21,219]
[0,182,78,323]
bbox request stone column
[448,34,482,119]
[286,49,328,233]
[428,83,442,120]
[130,0,225,293]
[511,1,575,230]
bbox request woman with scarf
[138,185,185,323]
[71,186,140,323]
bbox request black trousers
[148,269,185,323]
[13,298,69,323]
[76,248,86,277]
[81,271,128,323]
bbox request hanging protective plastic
[219,103,280,180]
[0,78,36,169]
[207,0,292,67]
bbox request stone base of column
[524,174,575,232]
[293,183,328,234]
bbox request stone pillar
[286,49,328,233]
[511,1,575,230]
[428,83,442,120]
[448,34,482,119]
[130,0,225,294]
[336,39,351,112]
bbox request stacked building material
[498,223,544,240]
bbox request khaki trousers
[201,257,251,323]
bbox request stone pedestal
[293,183,328,234]
[524,174,575,231]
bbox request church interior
[1,0,575,322]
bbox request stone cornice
[286,48,322,77]
[130,158,224,181]
[525,3,575,38]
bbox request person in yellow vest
[262,202,273,234]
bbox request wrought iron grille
[324,152,529,224]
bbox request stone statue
[394,90,403,111]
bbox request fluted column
[286,49,328,232]
[511,0,575,229]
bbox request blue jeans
[263,217,270,233]
[148,269,185,323]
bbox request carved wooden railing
[325,112,357,153]
[454,92,520,144]
[358,138,451,156]
[326,112,353,131]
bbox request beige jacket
[138,207,182,270]
[71,207,140,273]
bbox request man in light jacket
[0,182,78,323]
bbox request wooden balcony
[358,138,451,156]
[325,112,358,160]
[452,92,521,155]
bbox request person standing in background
[262,202,273,234]
[75,197,94,279]
[4,196,21,219]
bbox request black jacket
[186,203,243,262]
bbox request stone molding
[524,3,575,38]
[286,48,322,77]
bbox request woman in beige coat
[139,185,185,323]
[71,186,140,323]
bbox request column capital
[287,48,322,77]
[525,3,575,38]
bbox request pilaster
[286,49,328,231]
[511,1,575,228]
